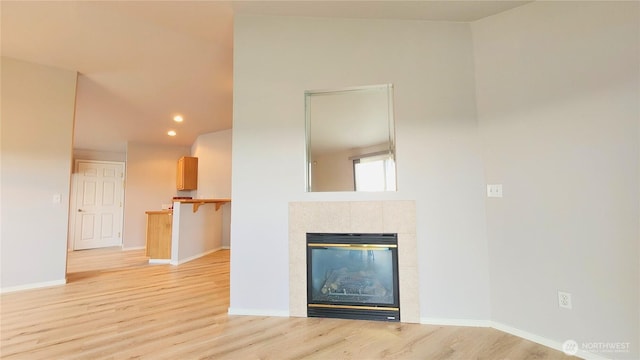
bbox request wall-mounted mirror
[306,84,396,192]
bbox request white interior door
[71,161,125,250]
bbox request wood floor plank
[1,248,571,359]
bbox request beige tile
[348,201,384,233]
[383,201,416,234]
[289,232,306,251]
[398,233,418,268]
[289,230,307,317]
[288,200,419,322]
[400,300,420,323]
[289,202,310,234]
[301,202,351,233]
[289,230,305,243]
[289,266,307,317]
[288,234,306,271]
[399,265,420,323]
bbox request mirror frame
[305,84,396,192]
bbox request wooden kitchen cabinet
[146,211,172,260]
[177,156,198,190]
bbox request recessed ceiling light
[173,115,183,123]
[167,130,177,136]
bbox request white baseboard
[148,259,171,265]
[1,279,66,294]
[418,318,610,360]
[421,317,491,328]
[221,246,230,250]
[227,307,289,317]
[170,248,222,266]
[491,321,610,360]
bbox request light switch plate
[487,184,503,198]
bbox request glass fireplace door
[307,233,399,322]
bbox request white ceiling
[1,1,531,153]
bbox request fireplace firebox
[307,233,400,322]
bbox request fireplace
[306,233,400,322]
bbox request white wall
[192,130,232,199]
[171,201,222,265]
[1,57,77,291]
[472,2,639,358]
[231,15,490,319]
[191,130,232,247]
[123,142,192,249]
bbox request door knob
[78,209,83,212]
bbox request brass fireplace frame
[306,233,400,322]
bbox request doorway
[69,160,125,250]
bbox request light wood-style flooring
[1,248,571,359]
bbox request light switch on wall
[487,184,503,198]
[52,193,62,204]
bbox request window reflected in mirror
[305,84,396,192]
[354,153,396,191]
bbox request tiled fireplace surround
[289,201,419,323]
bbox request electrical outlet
[558,291,572,309]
